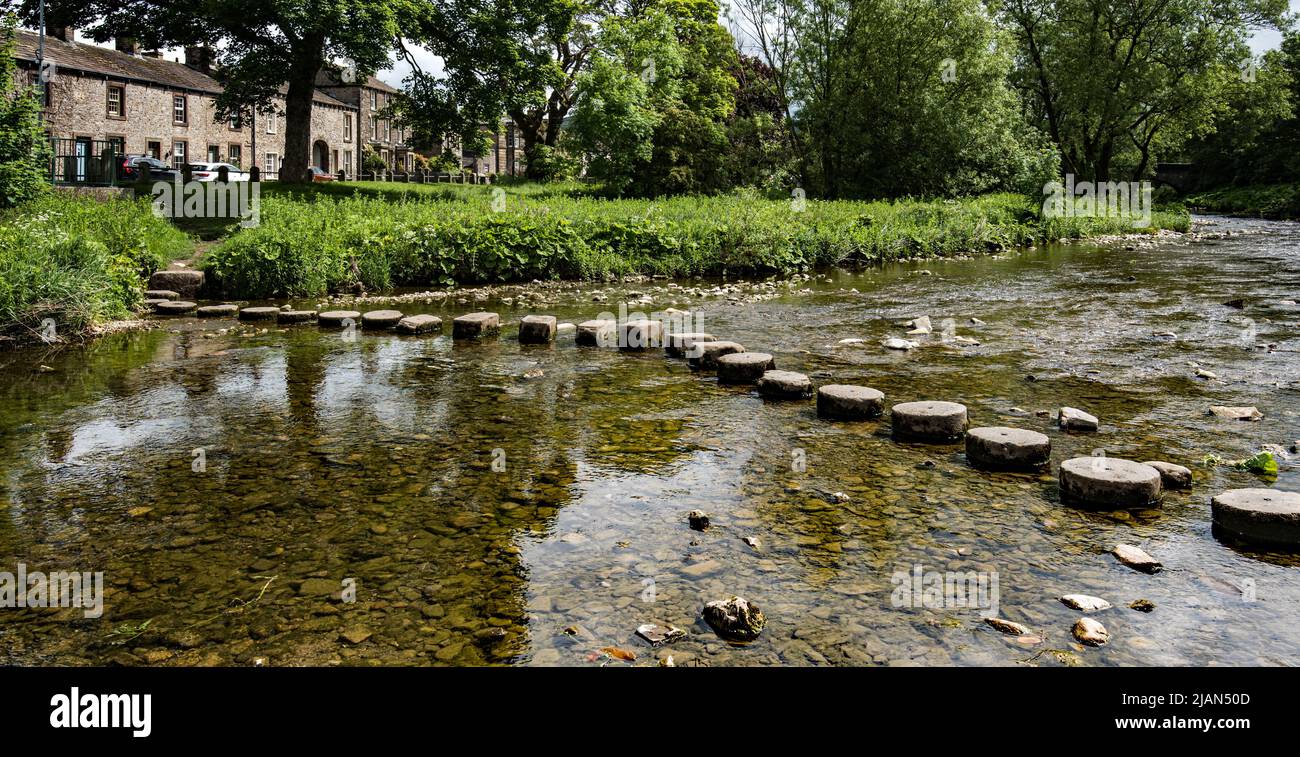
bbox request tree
[22,1,414,183]
[1000,0,1290,181]
[0,14,50,208]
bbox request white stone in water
[906,316,932,333]
[882,337,919,351]
[1060,594,1112,612]
[1143,461,1193,489]
[1058,407,1099,431]
[1112,544,1162,573]
[984,617,1030,636]
[1208,405,1263,421]
[556,322,576,333]
[837,337,866,345]
[1073,617,1109,646]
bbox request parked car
[187,162,250,182]
[307,166,334,182]
[119,155,179,182]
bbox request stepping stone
[518,315,557,344]
[688,341,745,370]
[144,289,179,301]
[318,310,361,328]
[1059,457,1162,507]
[143,298,169,307]
[238,306,280,322]
[717,352,775,385]
[891,401,968,442]
[665,332,716,358]
[154,300,196,315]
[453,312,500,339]
[620,319,663,350]
[148,270,204,298]
[817,385,885,421]
[276,310,318,324]
[196,304,239,318]
[576,319,616,347]
[757,370,811,399]
[1059,406,1099,432]
[361,310,404,329]
[1143,461,1192,489]
[1211,488,1300,547]
[966,427,1051,471]
[396,314,442,335]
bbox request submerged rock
[687,510,710,531]
[1073,617,1109,646]
[702,596,766,642]
[1130,599,1156,612]
[1143,461,1192,489]
[635,623,686,647]
[1112,544,1163,573]
[1060,594,1112,612]
[1208,405,1263,421]
[882,337,919,351]
[984,617,1030,636]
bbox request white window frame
[173,95,187,124]
[265,110,277,134]
[172,140,186,169]
[264,152,278,173]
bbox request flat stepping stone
[891,401,968,442]
[276,310,318,324]
[717,352,775,384]
[154,300,196,315]
[361,310,404,329]
[966,427,1051,471]
[238,306,280,322]
[518,315,557,344]
[756,370,811,399]
[196,304,239,318]
[148,270,204,298]
[817,385,885,421]
[576,319,616,347]
[665,332,716,358]
[452,312,500,339]
[1059,457,1161,507]
[688,341,745,370]
[1059,406,1099,432]
[396,314,442,335]
[619,319,663,350]
[143,298,169,307]
[145,289,179,300]
[318,310,361,328]
[1143,461,1192,489]
[1211,488,1300,547]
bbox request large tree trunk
[280,37,324,184]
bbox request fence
[49,138,122,186]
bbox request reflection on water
[1,215,1298,666]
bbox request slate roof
[315,69,400,94]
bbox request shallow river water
[2,215,1298,667]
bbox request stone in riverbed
[148,270,204,298]
[1058,406,1099,432]
[1210,488,1300,547]
[1112,544,1162,573]
[154,300,196,315]
[687,510,710,531]
[1060,594,1112,612]
[576,319,616,347]
[238,306,280,322]
[882,337,919,351]
[891,401,968,442]
[756,370,811,399]
[619,319,663,350]
[665,332,716,357]
[688,341,745,370]
[1073,617,1109,646]
[518,315,557,344]
[396,314,442,335]
[276,310,318,324]
[984,617,1030,636]
[144,289,179,300]
[965,426,1050,471]
[1208,405,1263,421]
[702,596,766,642]
[817,385,885,421]
[196,304,239,318]
[452,312,500,339]
[1143,461,1192,489]
[717,352,776,384]
[361,309,404,330]
[635,623,686,647]
[318,310,361,328]
[1060,457,1161,508]
[1130,599,1156,612]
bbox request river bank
[1186,183,1300,220]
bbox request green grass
[0,193,192,342]
[1185,183,1300,220]
[201,183,1189,299]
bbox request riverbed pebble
[702,596,766,642]
[891,401,968,442]
[1210,488,1300,547]
[1060,594,1112,612]
[1112,544,1162,573]
[1073,617,1109,646]
[1059,457,1162,507]
[965,427,1050,471]
[1208,405,1263,421]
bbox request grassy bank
[1186,183,1300,220]
[203,185,1189,298]
[0,193,192,343]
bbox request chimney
[47,25,75,43]
[184,45,211,74]
[115,37,140,56]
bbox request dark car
[307,166,335,182]
[119,155,179,182]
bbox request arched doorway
[312,140,329,172]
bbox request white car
[187,162,250,182]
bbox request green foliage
[201,185,1189,297]
[1185,183,1300,219]
[0,194,191,339]
[361,145,388,174]
[0,15,51,209]
[1203,450,1280,478]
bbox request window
[371,116,379,140]
[229,112,242,130]
[106,85,124,118]
[342,150,352,176]
[229,144,242,168]
[173,95,187,124]
[147,141,161,159]
[264,152,278,173]
[172,140,187,169]
[207,145,220,162]
[384,120,390,142]
[106,136,125,158]
[370,90,377,111]
[343,113,352,142]
[265,111,276,134]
